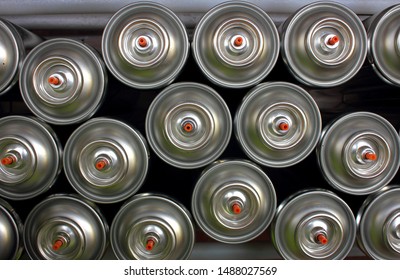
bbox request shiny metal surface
[357,186,400,259]
[111,193,195,260]
[272,189,356,259]
[64,117,149,204]
[192,1,279,88]
[0,18,42,95]
[235,82,321,167]
[365,4,400,86]
[0,198,23,259]
[0,116,62,200]
[102,2,188,89]
[20,38,107,125]
[281,1,367,87]
[317,112,400,195]
[24,194,108,260]
[146,82,231,169]
[192,159,276,243]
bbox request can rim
[0,198,24,260]
[111,193,195,260]
[0,20,23,95]
[101,1,189,89]
[234,81,322,167]
[368,4,400,86]
[23,193,109,260]
[192,159,276,244]
[19,38,107,125]
[63,117,149,204]
[318,111,400,195]
[145,82,232,169]
[356,185,400,259]
[281,1,367,87]
[192,1,280,88]
[272,188,356,259]
[0,115,62,200]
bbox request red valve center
[95,160,108,171]
[48,76,60,86]
[365,152,377,161]
[183,122,194,133]
[1,156,14,166]
[317,234,328,245]
[52,240,64,251]
[328,35,339,46]
[138,37,148,48]
[232,203,242,214]
[145,239,155,251]
[234,36,243,47]
[279,122,290,131]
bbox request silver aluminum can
[317,112,400,195]
[20,38,107,125]
[280,1,367,87]
[0,18,42,95]
[272,189,356,259]
[111,193,195,260]
[192,159,276,243]
[235,82,321,168]
[365,5,400,86]
[102,2,189,89]
[192,1,279,88]
[0,116,62,200]
[24,194,108,260]
[64,117,149,204]
[357,186,400,259]
[0,198,23,259]
[146,82,231,169]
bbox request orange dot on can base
[1,156,14,165]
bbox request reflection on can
[192,159,276,243]
[272,189,356,259]
[102,2,189,89]
[0,18,42,95]
[0,116,62,200]
[64,117,149,204]
[235,82,321,167]
[20,38,107,125]
[280,1,367,87]
[357,186,400,259]
[317,112,400,195]
[146,82,231,169]
[192,1,279,88]
[0,198,23,259]
[365,4,400,86]
[24,194,108,260]
[111,193,195,260]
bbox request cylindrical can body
[0,18,42,95]
[24,194,108,260]
[365,4,400,86]
[102,2,189,89]
[192,1,279,88]
[0,198,23,259]
[357,186,400,259]
[192,159,276,243]
[272,189,356,259]
[111,193,195,260]
[235,82,321,167]
[146,82,231,169]
[280,1,367,87]
[0,116,62,200]
[20,38,107,125]
[317,112,400,195]
[64,117,149,204]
